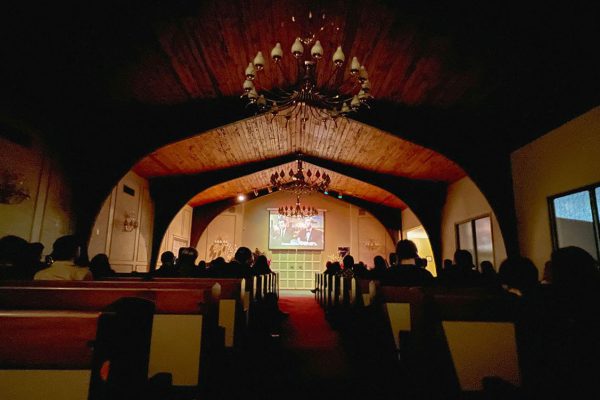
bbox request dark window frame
[547,181,600,261]
[455,214,495,266]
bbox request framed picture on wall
[172,236,188,257]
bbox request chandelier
[278,195,318,218]
[270,158,331,195]
[241,11,373,128]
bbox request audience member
[480,260,499,287]
[341,255,355,279]
[225,246,253,278]
[252,255,272,275]
[0,235,31,279]
[177,247,201,277]
[498,256,539,297]
[384,239,433,286]
[34,235,92,280]
[155,251,178,277]
[207,257,226,276]
[89,253,116,279]
[439,250,482,287]
[369,255,388,279]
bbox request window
[456,216,494,266]
[549,184,600,261]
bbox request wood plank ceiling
[130,0,483,107]
[188,161,406,209]
[133,115,465,180]
[133,114,464,209]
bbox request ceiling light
[237,194,246,202]
[241,11,373,129]
[270,158,331,195]
[278,195,318,219]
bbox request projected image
[269,211,325,250]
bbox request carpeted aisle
[208,290,411,399]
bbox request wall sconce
[363,239,381,251]
[0,170,30,205]
[123,212,139,232]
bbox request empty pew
[422,288,520,397]
[0,297,154,400]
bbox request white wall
[401,208,437,276]
[0,135,73,251]
[158,204,193,259]
[89,171,155,272]
[441,177,507,267]
[195,191,396,267]
[511,106,600,271]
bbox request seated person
[154,251,178,276]
[177,247,201,277]
[384,239,433,286]
[89,253,116,279]
[34,235,92,280]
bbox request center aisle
[209,290,413,399]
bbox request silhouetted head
[89,253,114,278]
[443,259,453,270]
[51,235,82,261]
[498,256,539,294]
[551,246,599,291]
[90,253,110,269]
[234,247,253,265]
[396,240,418,261]
[331,261,341,273]
[454,250,474,268]
[480,261,495,276]
[253,255,270,274]
[178,247,198,265]
[373,255,387,270]
[0,235,29,266]
[211,257,226,269]
[342,255,354,270]
[160,251,175,265]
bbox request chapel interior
[1,1,599,399]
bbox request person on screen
[272,216,294,246]
[297,217,323,247]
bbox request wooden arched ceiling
[188,160,407,209]
[128,0,483,107]
[132,115,466,183]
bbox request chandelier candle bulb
[292,38,304,58]
[253,52,265,70]
[311,40,324,59]
[333,46,345,66]
[243,80,254,92]
[359,66,369,82]
[245,62,256,80]
[248,89,258,100]
[271,43,283,61]
[350,57,360,74]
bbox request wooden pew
[422,288,520,397]
[0,278,246,349]
[0,285,208,388]
[0,297,154,400]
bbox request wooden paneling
[129,0,482,107]
[134,116,465,182]
[188,160,406,209]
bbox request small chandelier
[278,195,318,218]
[270,158,331,195]
[241,11,373,128]
[0,170,30,205]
